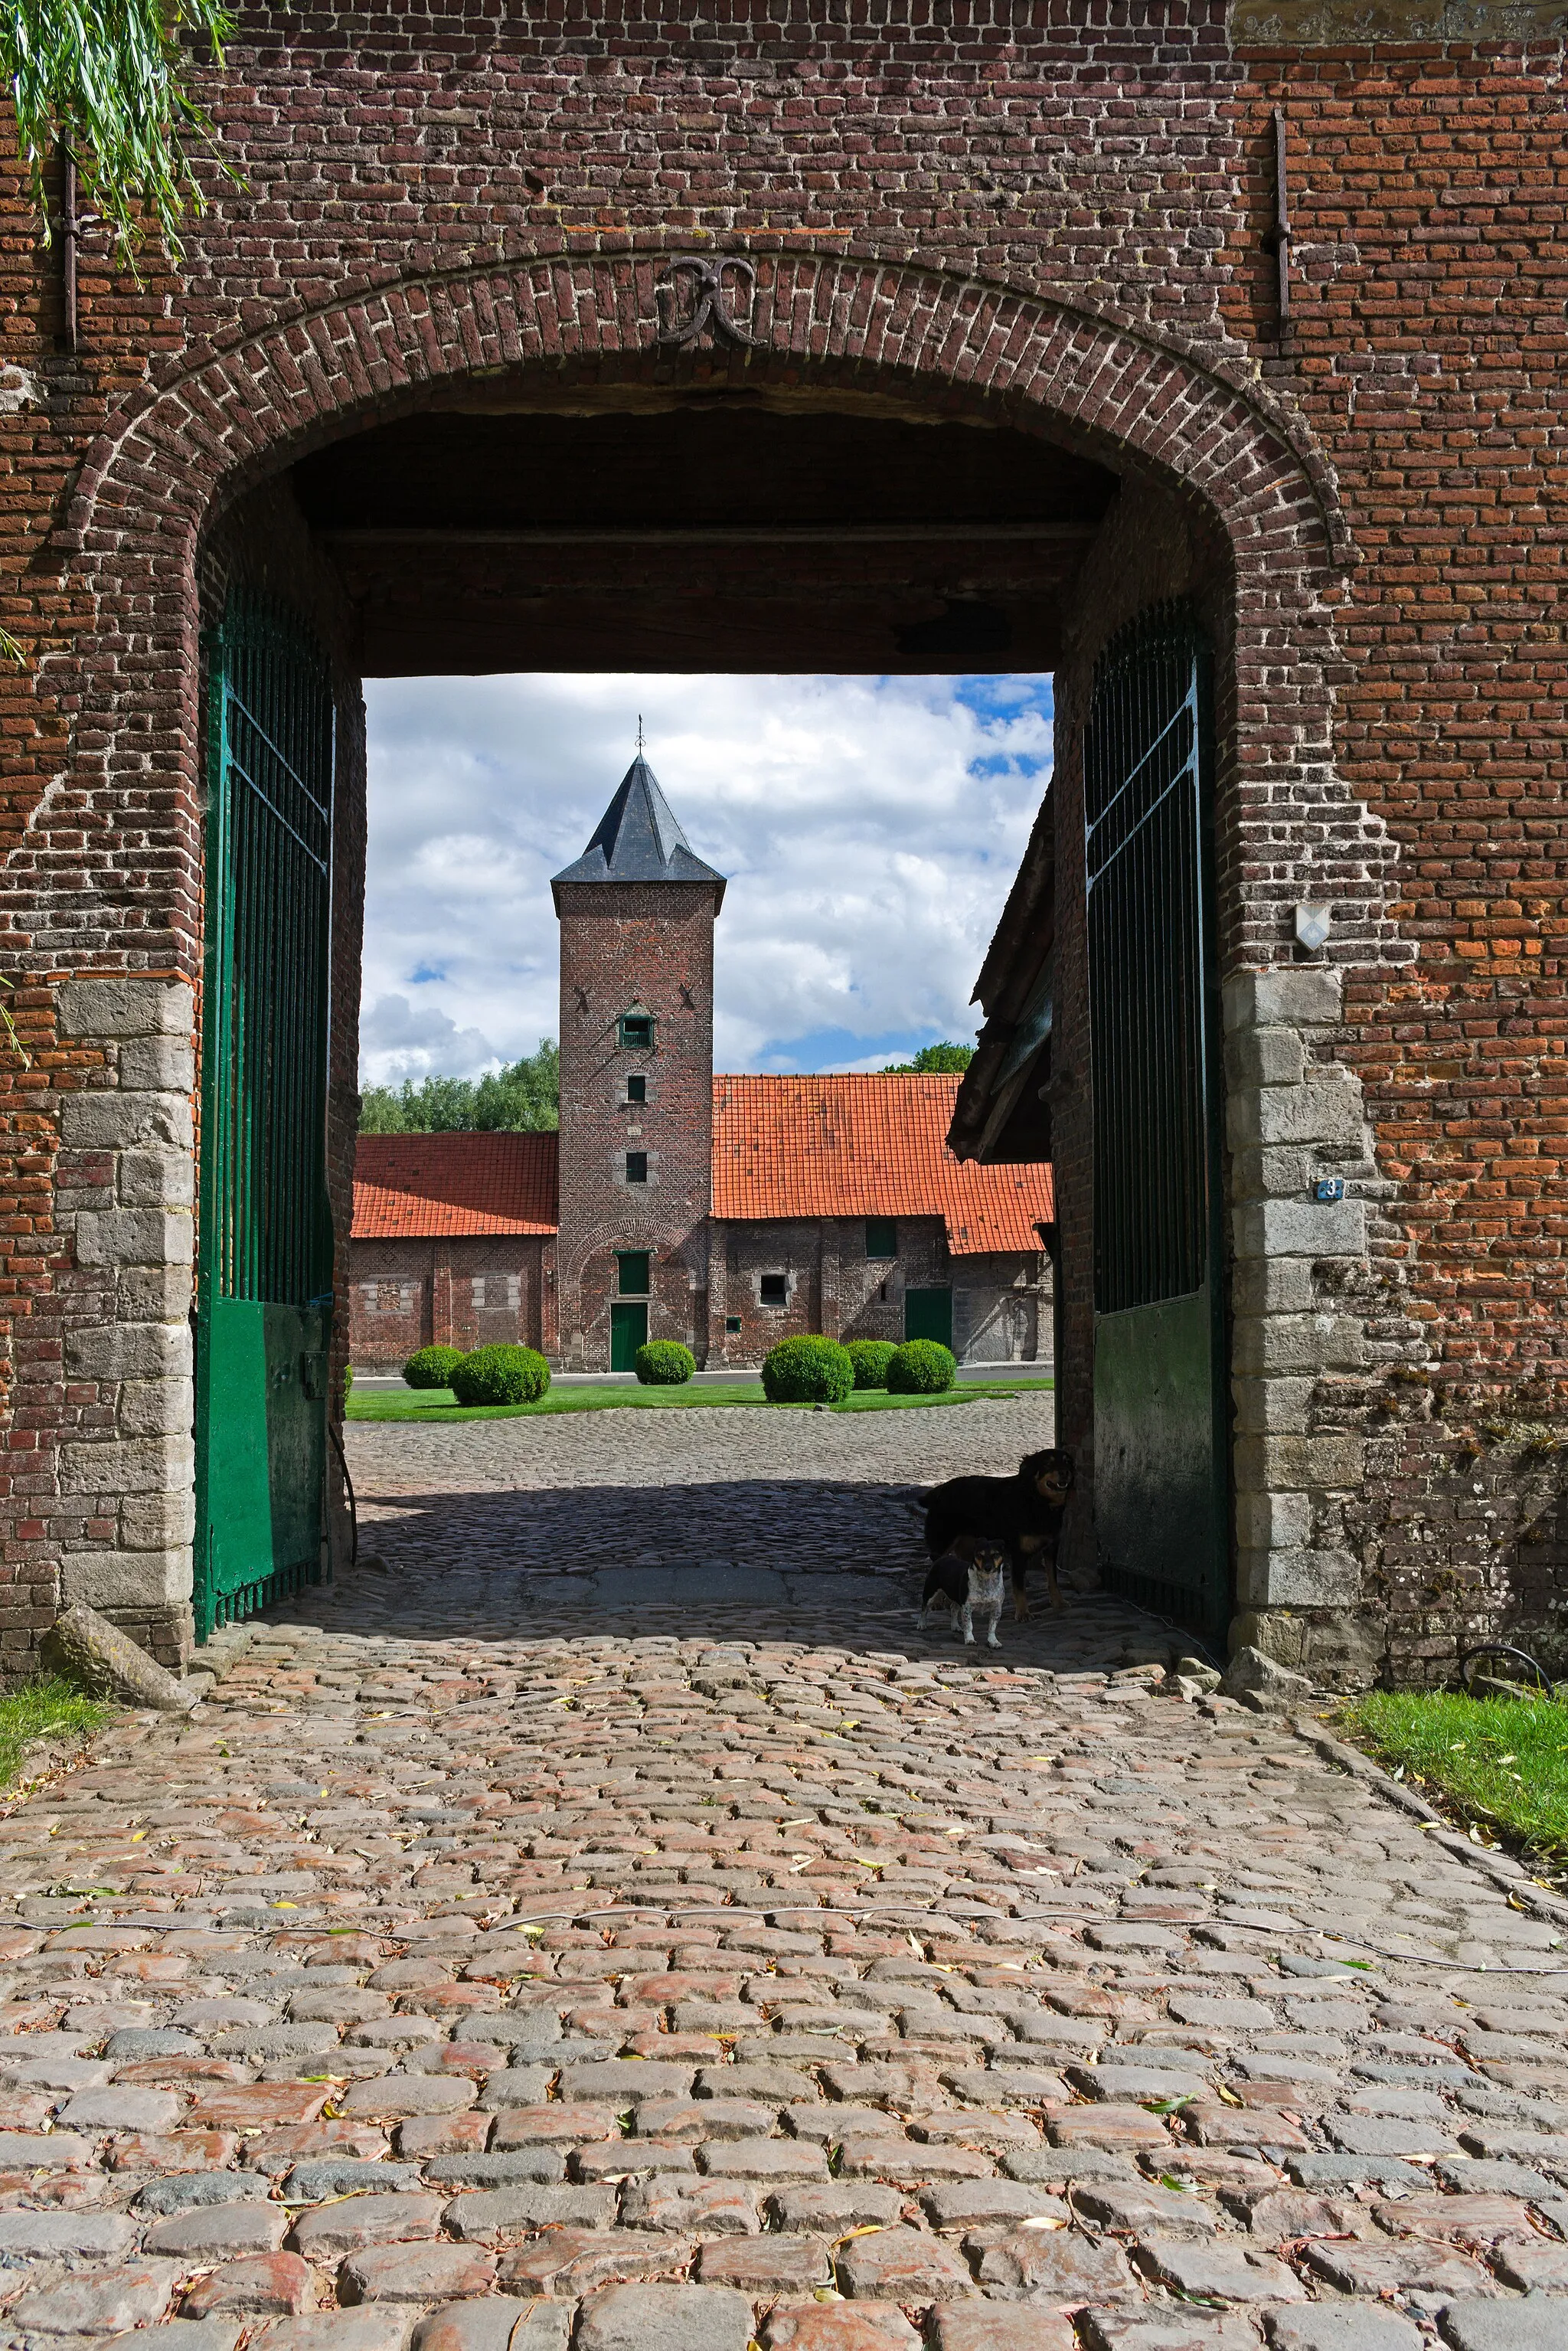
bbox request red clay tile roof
[710,1074,1053,1256]
[354,1079,1052,1254]
[353,1132,560,1238]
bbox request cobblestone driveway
[348,1398,1066,1604]
[0,1407,1565,2350]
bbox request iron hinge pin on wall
[1264,106,1292,325]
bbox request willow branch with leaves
[3,0,235,261]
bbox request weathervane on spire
[636,715,645,755]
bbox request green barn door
[1085,610,1228,1640]
[904,1288,953,1349]
[194,597,336,1642]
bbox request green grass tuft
[348,1378,1054,1424]
[1339,1688,1568,1866]
[0,1676,110,1792]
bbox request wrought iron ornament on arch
[654,255,757,350]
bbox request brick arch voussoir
[61,255,1351,589]
[564,1215,697,1292]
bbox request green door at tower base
[195,1295,330,1640]
[610,1302,648,1370]
[904,1287,953,1348]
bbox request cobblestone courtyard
[0,1405,1563,2349]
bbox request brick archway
[31,249,1390,1671]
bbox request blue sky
[360,672,1054,1084]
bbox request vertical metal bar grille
[1085,610,1213,1314]
[196,594,335,1640]
[204,601,335,1310]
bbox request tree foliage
[358,1040,560,1135]
[881,1041,975,1074]
[2,0,234,260]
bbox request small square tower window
[865,1218,897,1260]
[626,1151,648,1184]
[617,1251,650,1296]
[760,1273,788,1306]
[626,1074,647,1104]
[725,1316,743,1333]
[619,1012,655,1050]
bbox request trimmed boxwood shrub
[762,1335,855,1405]
[886,1339,957,1395]
[450,1344,551,1407]
[636,1339,695,1386]
[403,1345,466,1391]
[845,1339,897,1391]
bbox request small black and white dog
[920,1536,1010,1646]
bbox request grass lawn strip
[1338,1689,1568,1874]
[349,1378,1054,1424]
[0,1676,111,1792]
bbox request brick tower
[552,758,726,1372]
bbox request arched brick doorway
[38,254,1387,1666]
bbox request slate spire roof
[551,757,727,909]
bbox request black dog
[920,1447,1076,1616]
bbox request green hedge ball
[885,1339,957,1395]
[762,1335,856,1404]
[449,1344,551,1406]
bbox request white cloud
[361,673,1052,1084]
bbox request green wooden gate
[1084,608,1228,1639]
[194,596,336,1643]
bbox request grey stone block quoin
[57,977,198,1655]
[1223,965,1374,1640]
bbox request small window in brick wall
[619,1012,655,1050]
[865,1218,897,1259]
[617,1251,651,1295]
[626,1074,647,1104]
[626,1151,649,1184]
[726,1316,743,1333]
[760,1273,788,1306]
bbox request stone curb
[1289,1711,1568,1931]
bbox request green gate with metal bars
[1084,606,1229,1640]
[194,595,336,1643]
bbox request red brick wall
[348,1236,550,1371]
[555,881,718,1369]
[0,5,1560,1672]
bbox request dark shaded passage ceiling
[290,399,1119,675]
